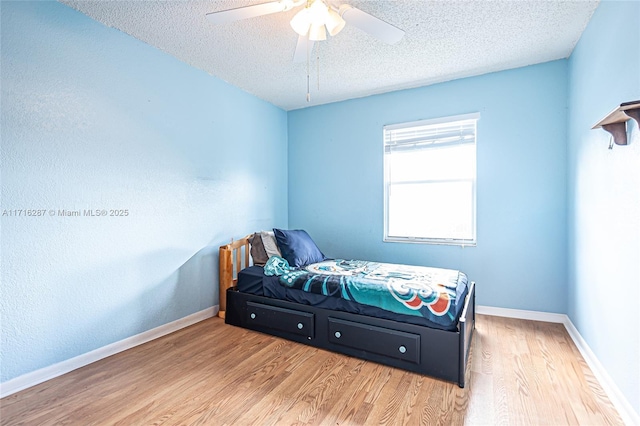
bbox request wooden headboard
[218,234,252,318]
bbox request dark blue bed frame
[219,236,476,388]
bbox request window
[384,113,478,245]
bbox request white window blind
[383,113,479,245]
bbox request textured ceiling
[60,0,599,111]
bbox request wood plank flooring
[1,314,623,425]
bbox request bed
[219,230,475,388]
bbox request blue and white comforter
[266,257,468,327]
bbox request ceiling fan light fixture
[308,23,327,41]
[290,0,342,39]
[290,7,311,36]
[308,0,329,23]
[325,8,345,36]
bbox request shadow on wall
[46,244,220,364]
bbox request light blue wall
[4,0,637,415]
[0,1,288,383]
[288,61,568,313]
[567,0,640,415]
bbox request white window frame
[383,112,479,246]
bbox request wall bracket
[592,101,640,146]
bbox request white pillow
[260,230,282,258]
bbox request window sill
[384,237,476,247]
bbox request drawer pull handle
[297,322,304,329]
[399,345,407,354]
[250,313,256,319]
[334,331,341,338]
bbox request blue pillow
[273,228,325,267]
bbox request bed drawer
[246,302,314,339]
[328,317,420,364]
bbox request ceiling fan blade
[206,1,286,25]
[293,34,315,63]
[339,5,405,45]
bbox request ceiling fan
[206,0,405,63]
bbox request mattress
[237,263,469,331]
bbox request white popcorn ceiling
[60,0,599,111]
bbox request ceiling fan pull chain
[306,35,311,102]
[317,42,321,91]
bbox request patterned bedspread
[268,258,468,327]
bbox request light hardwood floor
[1,314,623,425]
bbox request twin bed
[218,230,475,387]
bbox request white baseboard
[476,305,567,323]
[3,304,638,425]
[0,306,218,399]
[562,318,640,426]
[478,305,639,426]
